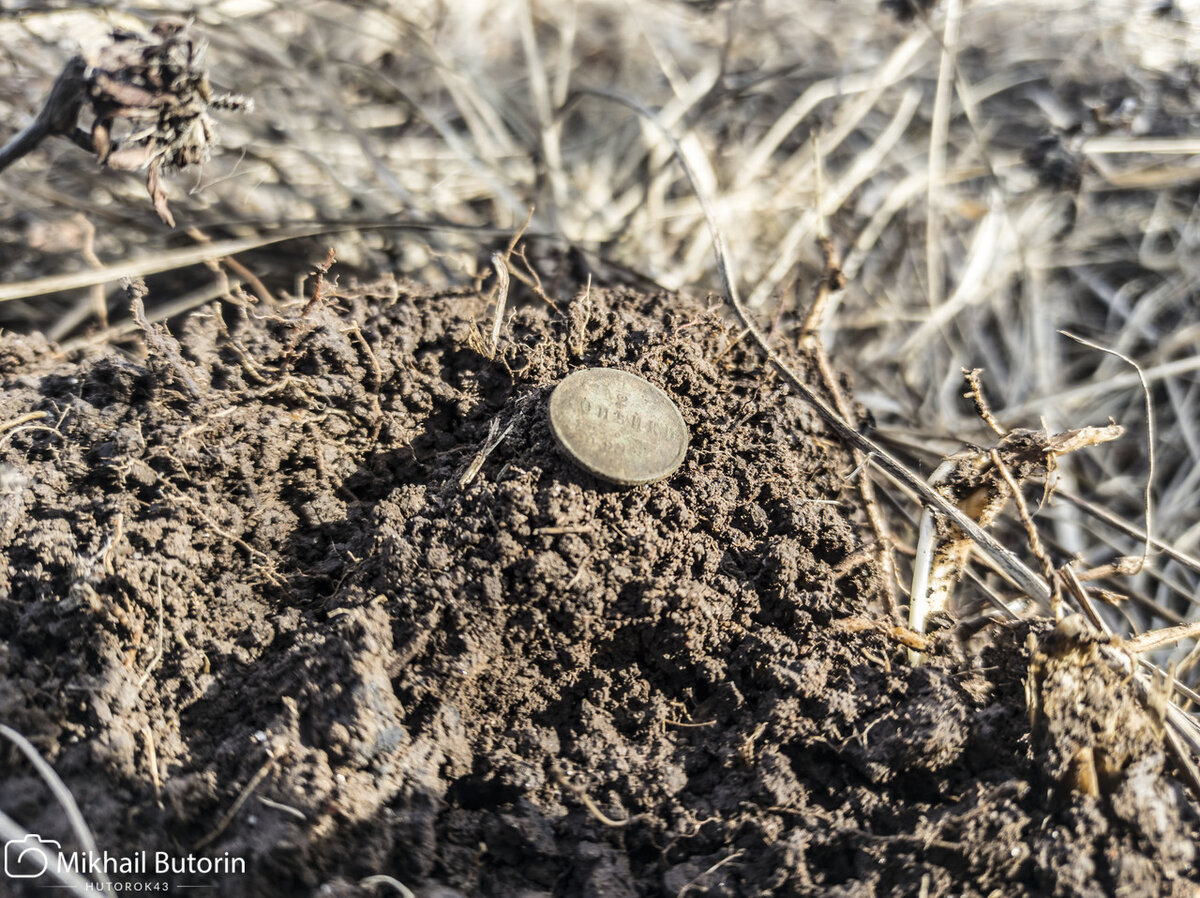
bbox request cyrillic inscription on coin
[548,368,689,486]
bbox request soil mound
[1,284,1196,896]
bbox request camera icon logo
[4,834,61,879]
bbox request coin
[548,368,689,486]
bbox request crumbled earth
[1,282,1197,897]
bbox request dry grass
[3,1,1200,672]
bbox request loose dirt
[1,283,1196,896]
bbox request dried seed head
[81,19,250,226]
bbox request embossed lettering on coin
[548,368,689,486]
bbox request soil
[1,281,1197,897]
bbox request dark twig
[963,368,1006,438]
[0,56,88,173]
[991,448,1061,616]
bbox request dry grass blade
[0,809,94,896]
[359,875,417,898]
[0,227,327,303]
[1057,489,1200,581]
[1124,621,1200,656]
[489,252,510,357]
[745,84,923,309]
[0,723,109,891]
[925,0,961,315]
[0,218,536,305]
[1060,330,1156,571]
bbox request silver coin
[548,368,689,486]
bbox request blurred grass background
[3,0,1200,668]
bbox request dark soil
[1,282,1197,897]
